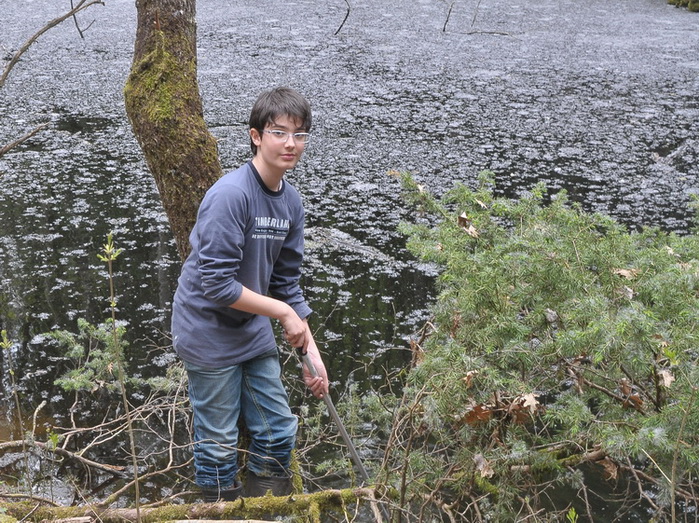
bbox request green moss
[307,500,322,522]
[123,27,219,182]
[473,474,499,496]
[124,31,198,126]
[1,488,388,522]
[668,0,699,10]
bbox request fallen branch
[0,122,49,159]
[1,487,392,523]
[0,439,126,477]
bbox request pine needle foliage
[51,318,134,393]
[392,172,699,520]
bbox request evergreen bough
[393,171,699,521]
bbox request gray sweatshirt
[171,161,312,367]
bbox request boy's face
[250,115,308,178]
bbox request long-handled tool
[299,350,371,484]
[299,350,390,522]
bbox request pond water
[1,0,698,511]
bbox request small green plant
[0,330,18,408]
[2,236,195,515]
[52,318,131,392]
[1,329,31,494]
[46,430,61,451]
[566,507,578,523]
[97,233,141,522]
[53,233,141,521]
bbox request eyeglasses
[263,129,311,144]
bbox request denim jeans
[184,350,297,490]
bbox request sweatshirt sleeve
[194,187,247,307]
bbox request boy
[171,87,328,502]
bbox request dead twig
[0,0,104,88]
[567,365,647,415]
[443,2,455,32]
[335,0,351,35]
[0,439,127,477]
[0,122,49,159]
[71,0,97,38]
[471,0,482,27]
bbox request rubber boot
[201,480,243,502]
[244,470,293,497]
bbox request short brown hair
[249,87,312,155]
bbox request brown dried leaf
[465,224,480,238]
[613,268,640,280]
[521,393,540,414]
[410,339,424,365]
[457,212,471,228]
[597,457,618,480]
[619,378,632,396]
[457,212,480,238]
[658,369,675,388]
[461,370,479,389]
[464,404,493,425]
[473,454,495,478]
[624,394,643,410]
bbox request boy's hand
[231,289,308,351]
[301,333,329,399]
[280,308,307,349]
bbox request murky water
[1,0,698,509]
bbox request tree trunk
[124,0,222,261]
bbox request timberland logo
[252,216,289,241]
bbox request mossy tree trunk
[124,0,221,261]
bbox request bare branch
[0,0,105,88]
[335,0,351,35]
[443,2,455,32]
[472,0,482,27]
[0,122,49,160]
[71,0,98,38]
[0,439,127,477]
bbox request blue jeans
[184,350,297,490]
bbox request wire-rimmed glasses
[263,129,311,144]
